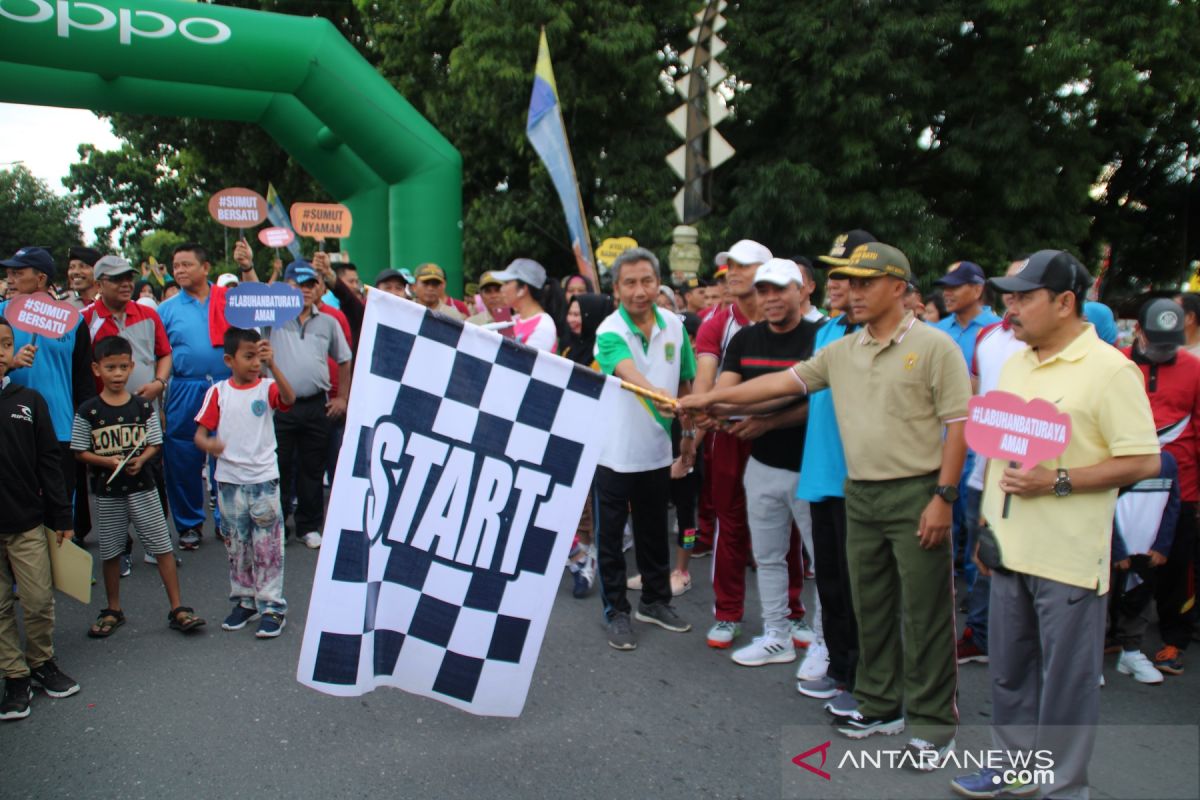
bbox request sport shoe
[626,574,643,591]
[670,570,692,596]
[1155,645,1185,675]
[833,711,905,739]
[907,737,955,771]
[0,677,32,720]
[178,528,201,550]
[950,768,1039,798]
[1117,649,1165,683]
[30,660,80,698]
[732,633,796,666]
[118,554,132,578]
[957,636,989,664]
[221,605,260,631]
[571,565,594,598]
[797,675,841,699]
[302,531,323,549]
[706,620,742,649]
[796,639,830,681]
[790,618,816,648]
[607,611,637,651]
[256,612,286,638]
[824,689,860,717]
[143,553,157,565]
[635,602,691,632]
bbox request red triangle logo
[792,740,832,781]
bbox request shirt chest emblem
[664,342,676,363]
[904,352,919,370]
[251,399,268,417]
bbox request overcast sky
[0,103,120,247]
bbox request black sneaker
[833,710,905,739]
[222,605,260,631]
[607,611,637,651]
[634,602,692,633]
[179,528,201,550]
[30,660,80,699]
[118,554,132,578]
[0,677,32,720]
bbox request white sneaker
[1117,649,1164,684]
[302,531,323,549]
[732,633,796,667]
[796,638,830,681]
[790,618,816,648]
[706,620,742,649]
[144,553,157,565]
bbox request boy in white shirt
[194,328,296,638]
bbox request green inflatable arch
[0,0,463,289]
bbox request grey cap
[94,255,135,279]
[490,258,547,290]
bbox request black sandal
[88,608,125,638]
[168,606,207,633]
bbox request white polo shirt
[967,319,1026,490]
[594,306,696,472]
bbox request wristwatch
[1053,468,1072,498]
[681,429,696,439]
[933,484,959,504]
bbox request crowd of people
[1,230,1196,798]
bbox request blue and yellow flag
[265,182,303,260]
[527,29,597,287]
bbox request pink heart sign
[4,292,82,339]
[966,391,1071,472]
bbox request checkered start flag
[297,291,620,716]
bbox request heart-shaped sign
[966,391,1071,472]
[4,292,82,339]
[257,227,296,248]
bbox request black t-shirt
[722,318,821,471]
[71,395,161,497]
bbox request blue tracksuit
[158,287,230,531]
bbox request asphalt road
[3,520,1198,800]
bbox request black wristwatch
[239,265,255,273]
[1053,468,1072,498]
[933,484,959,504]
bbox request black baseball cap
[988,250,1092,295]
[818,229,877,266]
[1139,298,1186,346]
[934,261,987,287]
[1,247,56,281]
[375,268,409,286]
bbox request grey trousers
[744,457,820,637]
[989,569,1106,800]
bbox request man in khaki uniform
[680,242,970,765]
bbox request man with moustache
[65,247,102,310]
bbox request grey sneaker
[634,602,692,633]
[607,612,637,651]
[797,675,841,699]
[824,689,860,717]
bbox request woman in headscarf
[560,292,611,367]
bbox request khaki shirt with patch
[791,311,971,481]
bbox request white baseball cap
[753,258,805,288]
[715,239,772,267]
[490,258,547,289]
[216,273,240,288]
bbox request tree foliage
[0,165,83,262]
[716,0,1200,291]
[60,0,1200,296]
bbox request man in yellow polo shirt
[679,242,970,766]
[950,250,1160,800]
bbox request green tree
[358,0,692,280]
[0,165,83,262]
[713,0,1200,292]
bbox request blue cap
[1084,301,1119,345]
[1,247,56,281]
[934,261,986,287]
[284,260,318,285]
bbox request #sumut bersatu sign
[297,291,620,717]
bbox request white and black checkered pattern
[298,292,618,716]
